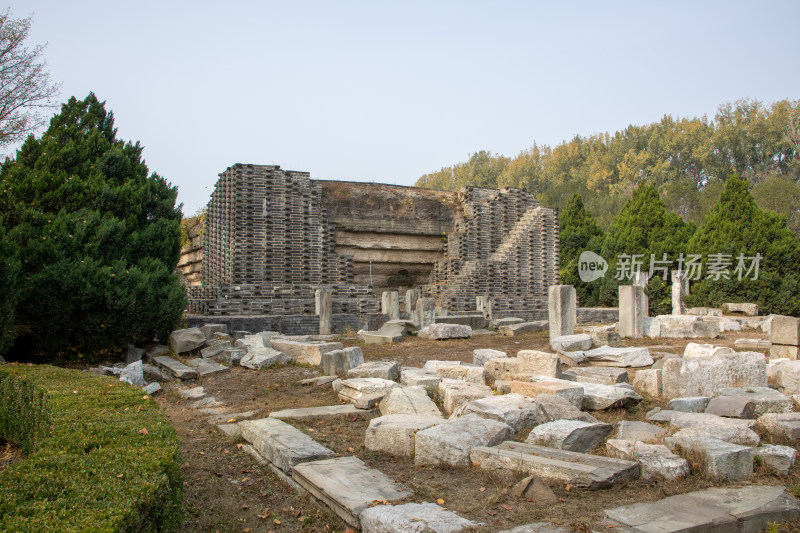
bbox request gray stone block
[606,486,800,531]
[415,413,513,467]
[238,417,334,474]
[527,420,613,453]
[364,414,443,456]
[360,502,479,533]
[169,327,206,354]
[292,456,410,528]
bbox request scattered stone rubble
[85,285,800,532]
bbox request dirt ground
[0,441,23,475]
[154,328,800,533]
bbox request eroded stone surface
[153,355,198,380]
[527,420,613,453]
[510,379,584,408]
[379,386,442,417]
[415,413,513,467]
[757,444,797,476]
[583,346,654,367]
[418,323,472,340]
[347,360,399,381]
[616,421,665,443]
[714,386,793,417]
[321,347,365,376]
[169,327,206,354]
[238,417,334,473]
[461,393,539,431]
[438,380,493,416]
[670,412,759,446]
[607,486,800,532]
[661,351,767,398]
[364,414,443,456]
[563,366,629,385]
[550,334,592,352]
[333,378,399,403]
[668,436,754,481]
[360,502,479,533]
[435,363,485,384]
[471,441,639,489]
[473,348,507,366]
[269,404,375,420]
[757,412,800,441]
[605,440,689,482]
[292,456,411,528]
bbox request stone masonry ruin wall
[183,163,559,331]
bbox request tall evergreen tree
[0,93,186,359]
[559,193,605,306]
[599,185,696,314]
[685,174,800,316]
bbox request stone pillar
[548,285,576,340]
[381,291,400,321]
[416,298,436,329]
[316,288,333,335]
[475,296,493,320]
[633,270,650,288]
[671,270,689,315]
[405,289,420,315]
[619,285,648,338]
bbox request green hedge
[0,364,182,532]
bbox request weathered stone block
[169,328,206,354]
[364,415,443,456]
[347,360,398,381]
[618,285,647,338]
[661,352,767,398]
[606,486,800,531]
[632,369,662,397]
[292,456,410,528]
[470,441,639,490]
[320,347,364,376]
[771,315,800,345]
[238,417,334,473]
[461,393,539,432]
[473,348,507,366]
[499,320,548,336]
[379,386,442,417]
[415,413,513,466]
[418,323,472,340]
[550,334,592,352]
[438,380,493,416]
[360,502,479,533]
[527,420,613,453]
[548,284,576,340]
[584,346,653,367]
[563,366,629,385]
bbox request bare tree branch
[0,9,61,149]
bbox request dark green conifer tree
[599,185,696,315]
[559,193,605,306]
[0,93,186,359]
[685,174,800,315]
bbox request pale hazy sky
[9,0,800,215]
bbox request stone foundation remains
[183,164,559,332]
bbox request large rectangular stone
[438,380,493,416]
[619,285,647,338]
[606,485,800,533]
[153,355,198,380]
[548,285,576,340]
[268,404,376,420]
[510,379,584,408]
[562,366,629,385]
[320,347,364,376]
[471,441,639,490]
[292,456,411,528]
[415,413,513,466]
[669,436,754,481]
[238,417,334,473]
[771,315,800,345]
[661,352,767,398]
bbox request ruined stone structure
[184,163,559,332]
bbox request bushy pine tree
[0,227,19,355]
[599,185,696,314]
[0,93,186,359]
[559,193,605,306]
[685,174,800,315]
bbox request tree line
[415,99,800,232]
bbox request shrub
[0,364,182,531]
[0,93,186,359]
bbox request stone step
[605,485,800,532]
[153,355,198,380]
[470,441,640,490]
[268,404,377,420]
[238,417,334,473]
[291,456,411,528]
